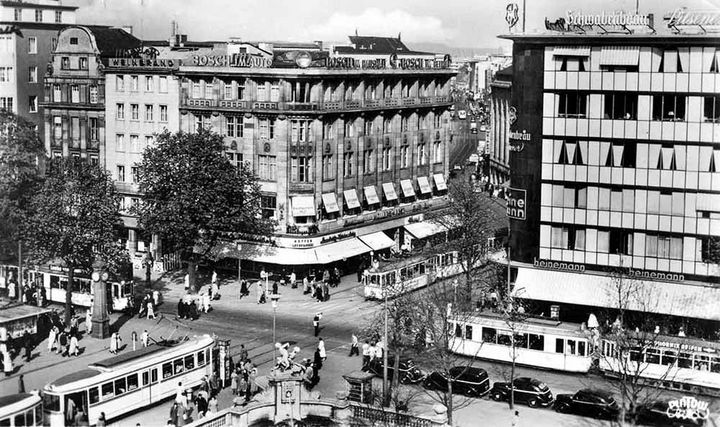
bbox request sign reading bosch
[191,53,272,68]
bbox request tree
[22,158,126,326]
[430,174,504,306]
[134,129,270,291]
[0,110,44,273]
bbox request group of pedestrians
[360,339,385,371]
[169,379,218,426]
[230,356,258,403]
[1,330,36,376]
[47,325,81,357]
[137,291,161,319]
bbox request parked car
[422,366,490,397]
[490,377,554,408]
[366,356,424,384]
[634,400,705,427]
[554,389,620,420]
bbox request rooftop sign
[190,53,272,68]
[327,54,452,70]
[665,8,720,32]
[545,10,653,33]
[108,57,181,68]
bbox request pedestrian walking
[3,350,13,376]
[512,410,520,427]
[322,269,330,284]
[313,312,322,337]
[153,290,160,306]
[317,337,326,360]
[361,340,371,369]
[240,280,248,297]
[24,332,32,362]
[322,281,330,302]
[47,326,57,353]
[147,301,156,319]
[141,329,149,348]
[289,271,297,289]
[97,412,107,427]
[349,334,359,357]
[17,374,25,393]
[57,330,67,356]
[256,282,265,304]
[184,273,190,292]
[210,281,219,300]
[208,395,218,413]
[69,334,79,356]
[313,348,323,371]
[231,369,238,395]
[109,332,121,354]
[74,408,89,426]
[302,276,309,294]
[332,266,341,287]
[239,344,248,363]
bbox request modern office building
[41,25,141,162]
[0,0,77,137]
[502,25,720,331]
[487,65,512,185]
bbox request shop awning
[343,189,361,209]
[418,176,432,194]
[210,241,318,265]
[314,238,372,264]
[553,46,591,57]
[433,174,447,191]
[382,183,398,201]
[512,267,720,321]
[291,196,316,217]
[358,231,395,251]
[321,193,339,213]
[400,179,416,198]
[600,46,640,66]
[404,221,447,240]
[364,186,380,205]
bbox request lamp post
[90,262,110,339]
[271,294,280,363]
[236,242,242,282]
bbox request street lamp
[236,242,242,282]
[270,294,280,364]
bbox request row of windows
[547,226,686,259]
[52,116,100,142]
[457,324,589,357]
[116,75,170,93]
[53,84,99,104]
[551,47,720,74]
[604,341,720,373]
[0,405,42,427]
[0,97,13,112]
[60,56,89,71]
[555,93,720,122]
[115,134,154,155]
[116,104,168,122]
[14,8,63,23]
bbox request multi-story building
[0,0,76,137]
[41,25,140,163]
[487,65,512,185]
[502,26,720,332]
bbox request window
[344,121,355,137]
[28,37,37,54]
[343,152,354,177]
[260,195,276,219]
[173,358,184,374]
[226,116,243,137]
[145,76,154,92]
[116,134,125,151]
[604,93,638,120]
[144,105,153,121]
[652,95,686,121]
[145,135,153,147]
[131,167,139,183]
[290,120,312,142]
[101,382,114,399]
[610,230,633,255]
[291,156,312,182]
[117,165,125,181]
[0,97,13,112]
[417,143,427,165]
[700,237,720,263]
[433,141,442,163]
[184,355,195,370]
[28,96,37,113]
[131,104,139,120]
[160,105,168,122]
[259,118,275,139]
[52,37,57,50]
[559,56,586,71]
[35,9,42,22]
[54,116,62,140]
[434,113,441,128]
[89,118,98,141]
[159,76,168,93]
[400,146,409,168]
[363,149,374,174]
[270,83,280,102]
[195,115,211,131]
[162,362,172,379]
[382,148,392,170]
[89,387,99,404]
[596,230,610,252]
[89,85,98,104]
[704,96,720,123]
[322,155,333,179]
[127,374,139,391]
[79,57,87,70]
[53,84,61,101]
[131,134,140,151]
[197,350,205,366]
[257,83,267,101]
[237,82,245,100]
[130,75,139,91]
[70,85,79,103]
[0,67,11,83]
[116,103,125,119]
[528,334,544,351]
[14,8,21,21]
[116,76,124,91]
[55,10,62,23]
[557,92,588,117]
[482,327,497,343]
[258,155,276,180]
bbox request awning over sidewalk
[417,176,432,194]
[433,174,447,191]
[213,241,319,265]
[382,183,398,201]
[358,231,395,251]
[291,195,316,217]
[364,186,380,205]
[314,238,372,264]
[400,179,416,198]
[322,193,339,213]
[343,189,361,209]
[404,221,447,240]
[512,267,720,321]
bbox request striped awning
[321,193,339,213]
[552,46,591,57]
[599,46,640,66]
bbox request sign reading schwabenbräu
[507,187,526,220]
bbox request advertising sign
[506,188,527,220]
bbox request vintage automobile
[489,377,554,408]
[422,366,490,397]
[366,356,425,384]
[633,400,706,427]
[554,388,620,420]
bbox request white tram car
[43,334,215,426]
[0,393,43,427]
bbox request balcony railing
[181,96,452,112]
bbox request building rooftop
[335,34,435,56]
[83,25,142,56]
[499,32,720,46]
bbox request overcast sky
[76,0,719,49]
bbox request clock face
[91,272,100,282]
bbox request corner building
[502,32,720,331]
[177,48,455,273]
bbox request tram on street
[42,334,215,426]
[363,249,464,300]
[0,393,43,427]
[449,312,594,373]
[600,333,720,397]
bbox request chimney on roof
[398,32,401,41]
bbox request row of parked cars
[366,357,705,426]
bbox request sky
[75,0,720,49]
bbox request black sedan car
[554,388,620,420]
[490,377,554,408]
[422,366,490,397]
[366,357,425,384]
[634,401,705,426]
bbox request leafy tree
[134,129,270,291]
[0,110,44,265]
[22,158,126,326]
